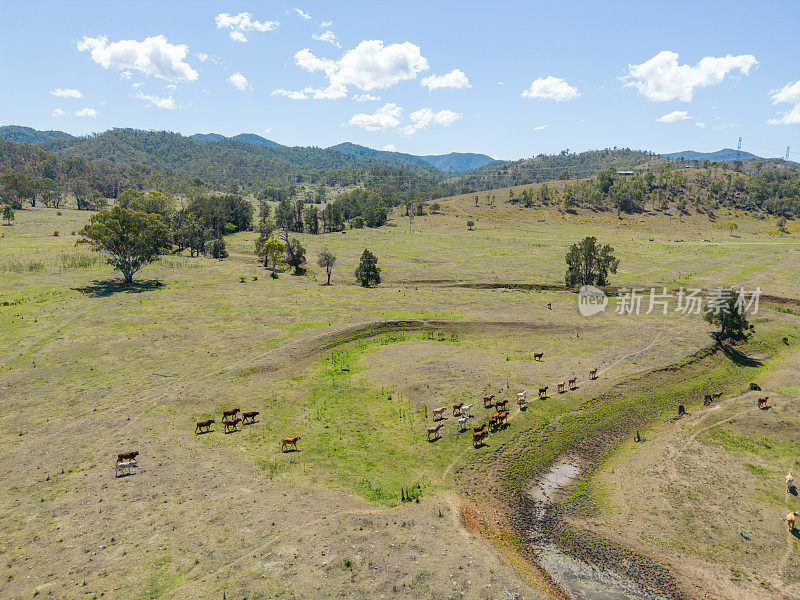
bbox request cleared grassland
[1,201,799,600]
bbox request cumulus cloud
[77,35,198,82]
[50,88,82,98]
[625,50,757,102]
[272,88,308,100]
[382,144,397,151]
[400,108,462,135]
[75,107,98,117]
[346,103,403,131]
[656,110,692,123]
[768,80,800,125]
[229,72,251,91]
[294,8,311,20]
[281,40,429,100]
[521,76,579,101]
[134,91,177,109]
[320,20,333,28]
[312,30,340,47]
[352,93,379,102]
[215,12,278,42]
[695,122,706,128]
[533,124,548,131]
[51,108,65,117]
[421,69,471,90]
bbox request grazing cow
[589,368,598,380]
[495,398,508,411]
[281,436,301,452]
[568,378,577,390]
[432,406,447,421]
[453,402,464,416]
[516,391,527,401]
[117,451,139,463]
[427,423,444,441]
[712,392,722,400]
[482,394,495,408]
[488,414,499,429]
[473,430,488,447]
[517,394,528,408]
[533,352,544,361]
[195,419,215,433]
[497,411,509,425]
[223,418,242,433]
[758,396,769,409]
[538,386,548,399]
[461,404,474,418]
[242,411,259,424]
[557,381,566,393]
[473,423,486,434]
[787,472,794,492]
[458,416,469,431]
[222,408,240,421]
[787,511,798,531]
[703,394,713,406]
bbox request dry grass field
[1,195,799,600]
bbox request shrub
[207,237,228,259]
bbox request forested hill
[33,129,443,190]
[459,148,662,189]
[664,148,760,162]
[0,125,74,144]
[190,132,283,147]
[419,152,496,172]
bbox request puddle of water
[526,456,668,600]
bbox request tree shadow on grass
[718,341,763,367]
[72,279,165,298]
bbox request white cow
[462,404,474,418]
[516,391,527,401]
[458,416,469,431]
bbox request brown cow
[589,368,598,380]
[427,423,444,441]
[281,436,301,452]
[195,419,215,433]
[242,411,259,424]
[222,408,240,420]
[223,418,242,433]
[482,394,495,408]
[472,430,488,447]
[495,398,508,411]
[568,377,577,390]
[787,511,798,531]
[712,392,722,400]
[432,406,447,420]
[533,352,544,361]
[557,381,566,393]
[473,423,486,434]
[758,396,769,409]
[117,451,139,463]
[538,386,548,398]
[452,402,464,416]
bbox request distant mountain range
[664,148,760,162]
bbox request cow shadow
[73,279,165,298]
[789,485,798,497]
[791,528,800,541]
[195,429,214,435]
[224,428,240,435]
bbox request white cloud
[312,30,340,47]
[714,122,738,130]
[695,122,706,128]
[75,107,98,117]
[521,76,579,101]
[50,88,82,98]
[656,110,692,123]
[320,21,333,28]
[285,40,429,100]
[421,68,471,90]
[51,108,65,117]
[294,8,311,20]
[135,91,177,109]
[120,71,132,80]
[533,124,548,131]
[272,88,308,100]
[497,81,504,86]
[400,107,462,135]
[77,35,198,82]
[215,12,279,42]
[768,80,800,125]
[346,102,403,131]
[382,144,397,151]
[352,93,379,102]
[229,72,251,91]
[625,50,757,102]
[131,82,144,88]
[264,128,272,134]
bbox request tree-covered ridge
[0,125,74,144]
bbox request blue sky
[1,0,799,160]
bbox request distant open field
[1,199,799,600]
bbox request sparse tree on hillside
[317,249,337,285]
[2,204,14,225]
[466,220,475,230]
[79,207,171,283]
[430,202,441,214]
[355,249,381,287]
[704,288,749,341]
[262,237,285,272]
[565,236,619,288]
[559,169,570,180]
[283,234,307,275]
[727,220,738,236]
